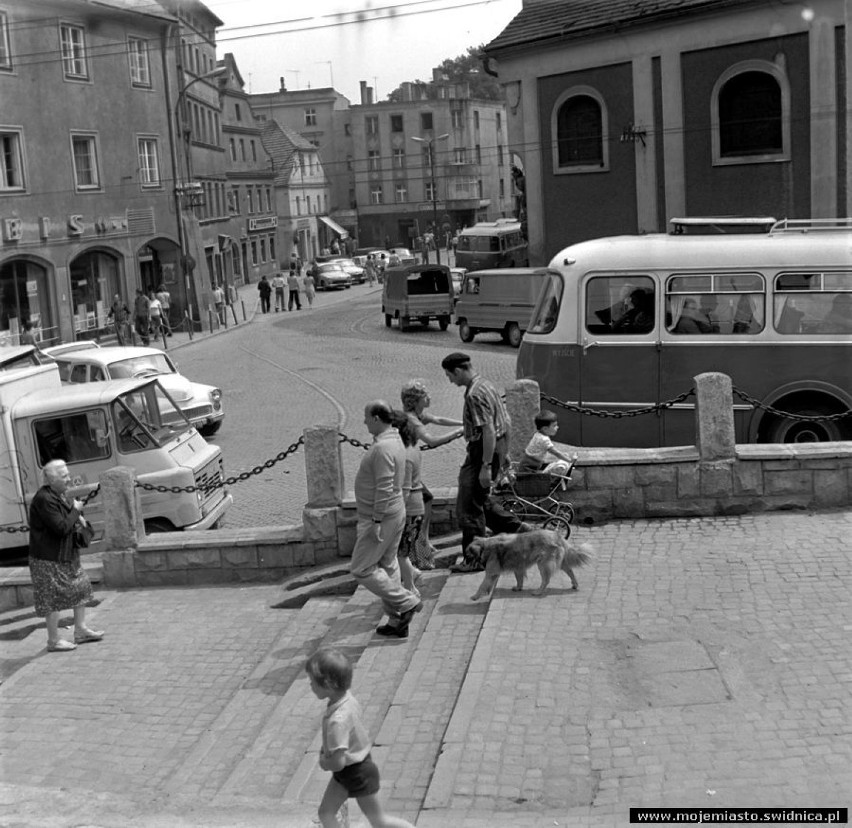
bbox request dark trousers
[260,295,271,313]
[134,315,149,346]
[288,289,301,310]
[457,434,523,556]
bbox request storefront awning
[319,215,349,238]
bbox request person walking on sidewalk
[304,271,316,308]
[107,294,130,345]
[133,288,150,346]
[257,275,272,314]
[212,284,226,325]
[271,270,286,312]
[287,268,302,311]
[352,400,422,639]
[306,649,416,828]
[28,460,103,653]
[155,284,172,336]
[400,378,464,569]
[441,352,530,572]
[148,290,163,341]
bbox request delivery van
[0,358,232,555]
[453,267,554,347]
[454,219,529,271]
[381,264,454,331]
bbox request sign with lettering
[248,216,277,231]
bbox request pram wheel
[543,516,571,538]
[554,503,575,523]
[501,499,525,516]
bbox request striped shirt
[463,375,510,442]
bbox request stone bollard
[303,425,344,507]
[100,466,143,587]
[505,379,541,462]
[694,372,736,461]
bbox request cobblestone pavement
[1,510,849,826]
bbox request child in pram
[519,410,577,476]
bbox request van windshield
[112,382,190,452]
[527,272,564,334]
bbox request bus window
[586,276,655,334]
[774,271,852,334]
[667,272,765,334]
[527,273,564,334]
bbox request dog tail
[564,541,593,569]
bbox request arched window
[551,86,608,174]
[712,61,789,165]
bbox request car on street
[387,247,416,266]
[44,345,225,435]
[326,257,366,284]
[313,262,351,291]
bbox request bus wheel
[765,408,846,443]
[438,316,450,331]
[459,321,475,342]
[543,517,571,538]
[385,314,392,328]
[504,323,522,348]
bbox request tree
[386,45,503,102]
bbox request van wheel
[199,421,222,436]
[504,323,523,348]
[418,316,430,327]
[385,313,392,327]
[459,321,475,343]
[438,316,450,331]
[144,518,176,534]
[400,316,410,331]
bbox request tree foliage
[386,45,504,102]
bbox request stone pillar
[505,379,541,462]
[100,466,142,550]
[694,372,736,461]
[304,425,344,507]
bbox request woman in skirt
[28,460,103,652]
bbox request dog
[467,529,592,601]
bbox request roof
[259,120,316,186]
[12,378,157,418]
[49,346,174,366]
[88,0,177,22]
[484,0,761,54]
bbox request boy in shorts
[306,649,415,828]
[518,409,577,475]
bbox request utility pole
[410,133,449,264]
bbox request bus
[516,219,852,448]
[454,219,529,271]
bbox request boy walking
[306,648,416,828]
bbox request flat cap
[441,352,472,371]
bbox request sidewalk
[1,509,849,826]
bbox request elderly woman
[28,460,103,652]
[400,379,464,568]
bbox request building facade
[484,0,851,265]
[350,75,512,249]
[1,0,180,344]
[260,121,334,265]
[217,53,279,285]
[250,84,356,240]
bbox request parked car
[43,346,225,435]
[326,257,366,284]
[387,247,416,266]
[313,262,351,291]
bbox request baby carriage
[494,455,577,538]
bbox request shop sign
[248,216,277,232]
[297,218,310,229]
[0,213,130,245]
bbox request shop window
[0,258,55,344]
[69,250,120,335]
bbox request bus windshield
[112,382,190,452]
[528,272,564,334]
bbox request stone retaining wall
[35,374,852,598]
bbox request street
[175,282,518,527]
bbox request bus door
[579,275,661,447]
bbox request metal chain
[1,484,102,534]
[540,389,695,418]
[732,387,852,422]
[338,430,463,452]
[135,436,305,494]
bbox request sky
[203,0,523,103]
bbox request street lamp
[410,133,449,264]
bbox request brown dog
[468,529,592,600]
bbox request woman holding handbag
[28,460,103,652]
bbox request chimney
[280,76,286,91]
[401,82,412,102]
[360,80,369,105]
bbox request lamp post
[410,133,449,264]
[173,65,227,328]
